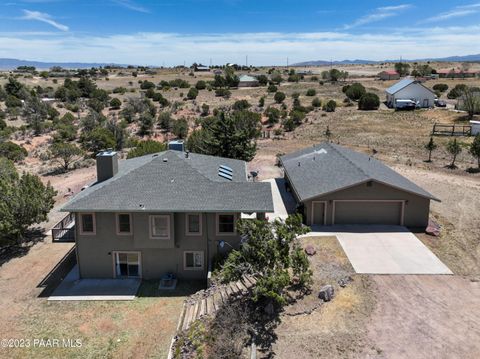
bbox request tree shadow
[0,227,46,267]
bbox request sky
[0,0,479,66]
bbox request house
[385,78,436,108]
[195,65,210,72]
[238,74,259,87]
[280,143,439,229]
[61,150,273,280]
[378,70,400,81]
[437,69,477,79]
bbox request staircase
[179,275,257,332]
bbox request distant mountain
[292,54,480,67]
[0,58,130,70]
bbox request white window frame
[79,213,96,235]
[149,215,171,240]
[185,213,202,236]
[216,213,237,236]
[112,251,142,278]
[183,251,204,271]
[116,213,132,236]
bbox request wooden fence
[431,123,471,137]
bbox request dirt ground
[368,275,480,359]
[273,237,378,359]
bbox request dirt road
[367,275,480,359]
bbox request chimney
[96,150,118,182]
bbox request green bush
[187,87,199,100]
[0,141,28,162]
[110,97,122,109]
[311,97,322,108]
[127,140,167,159]
[215,88,231,98]
[345,83,366,101]
[306,89,316,96]
[433,83,448,93]
[195,80,207,90]
[267,84,277,93]
[447,84,467,99]
[323,100,337,112]
[358,92,380,110]
[274,91,286,104]
[232,100,251,111]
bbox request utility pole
[287,57,289,68]
[246,55,248,67]
[209,58,212,67]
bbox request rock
[304,245,316,256]
[319,285,334,302]
[338,276,353,288]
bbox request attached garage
[281,143,440,230]
[332,200,403,225]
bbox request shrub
[345,83,366,101]
[140,80,156,90]
[0,141,28,162]
[187,87,199,100]
[215,88,231,98]
[172,118,189,139]
[274,91,286,104]
[358,92,380,110]
[447,84,468,99]
[267,84,277,93]
[232,100,251,111]
[433,83,448,93]
[127,140,167,159]
[110,97,122,109]
[323,100,337,112]
[311,97,322,108]
[195,80,206,90]
[306,89,316,96]
[264,107,280,125]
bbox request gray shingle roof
[281,143,439,202]
[62,151,273,213]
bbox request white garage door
[333,201,403,225]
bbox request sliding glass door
[114,252,141,278]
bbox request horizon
[0,1,480,66]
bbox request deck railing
[51,213,75,242]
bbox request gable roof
[280,143,439,202]
[385,78,435,95]
[62,150,273,213]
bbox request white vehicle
[394,99,418,110]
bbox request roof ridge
[329,143,371,179]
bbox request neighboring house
[378,70,400,81]
[471,121,480,136]
[385,78,436,108]
[195,65,210,72]
[437,69,477,79]
[280,143,439,229]
[238,74,259,87]
[61,150,273,280]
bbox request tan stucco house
[281,143,439,229]
[61,150,273,280]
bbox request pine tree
[424,137,437,162]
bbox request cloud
[344,4,412,29]
[21,10,69,31]
[0,26,479,66]
[111,0,150,13]
[422,2,480,23]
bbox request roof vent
[163,158,168,162]
[218,165,233,181]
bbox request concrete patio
[48,265,141,301]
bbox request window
[116,213,132,235]
[114,252,140,277]
[184,251,204,270]
[149,215,170,239]
[186,213,202,235]
[217,214,236,234]
[80,213,95,235]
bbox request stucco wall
[301,181,430,228]
[75,212,242,279]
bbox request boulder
[319,285,334,302]
[304,245,316,256]
[338,276,353,288]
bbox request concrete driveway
[263,178,296,222]
[306,225,452,274]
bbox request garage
[280,143,439,229]
[333,201,404,225]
